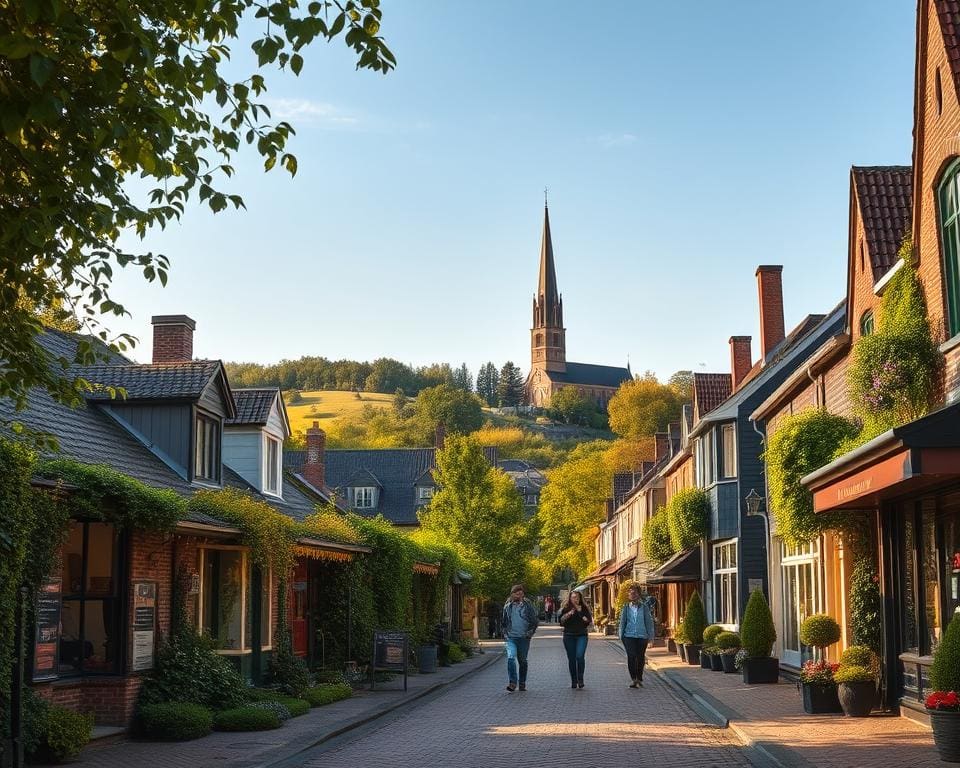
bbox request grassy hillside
[285,390,395,433]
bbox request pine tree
[497,361,525,407]
[476,362,500,406]
[452,363,472,392]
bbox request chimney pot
[304,423,326,491]
[151,314,196,364]
[756,266,785,361]
[654,432,670,461]
[729,336,753,389]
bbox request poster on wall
[33,576,61,681]
[131,582,157,671]
[132,630,155,672]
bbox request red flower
[925,691,960,711]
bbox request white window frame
[354,486,376,509]
[779,538,821,668]
[720,423,737,479]
[417,486,434,502]
[712,540,738,626]
[263,435,282,497]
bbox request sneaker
[519,683,526,691]
[506,683,516,692]
[571,683,578,689]
[577,682,584,689]
[629,680,639,689]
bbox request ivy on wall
[666,488,709,552]
[642,506,674,565]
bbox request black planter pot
[801,682,842,714]
[837,681,875,717]
[684,644,702,666]
[710,653,723,671]
[720,653,737,673]
[678,644,687,663]
[741,656,779,684]
[930,709,960,763]
[667,638,677,654]
[700,651,713,670]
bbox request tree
[392,388,409,417]
[475,362,500,406]
[667,370,694,403]
[607,374,682,439]
[365,358,417,395]
[549,387,598,426]
[1,0,394,413]
[416,363,454,390]
[412,384,483,436]
[418,435,531,598]
[497,362,525,407]
[452,363,472,392]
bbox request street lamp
[745,488,770,558]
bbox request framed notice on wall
[33,576,61,681]
[132,582,157,671]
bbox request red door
[290,561,308,657]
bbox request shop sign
[132,582,157,671]
[811,449,911,513]
[371,631,409,691]
[33,576,61,681]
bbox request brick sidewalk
[62,647,501,768]
[642,644,947,768]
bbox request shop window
[938,161,960,338]
[713,540,738,625]
[59,522,122,675]
[922,503,942,653]
[780,539,820,668]
[200,549,244,650]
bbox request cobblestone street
[300,626,750,768]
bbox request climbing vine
[666,488,709,551]
[642,506,674,565]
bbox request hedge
[303,684,353,708]
[213,706,282,732]
[139,702,213,741]
[666,488,709,551]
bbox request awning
[605,555,636,577]
[646,548,701,585]
[802,400,960,513]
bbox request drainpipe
[749,417,771,600]
[807,365,819,407]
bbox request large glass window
[939,161,960,337]
[720,424,737,479]
[780,539,820,667]
[713,540,738,625]
[59,522,122,675]
[195,413,221,483]
[354,487,375,509]
[200,549,244,650]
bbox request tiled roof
[852,166,912,282]
[937,2,960,103]
[546,362,632,388]
[613,471,636,509]
[77,361,223,401]
[693,373,732,417]
[229,388,279,426]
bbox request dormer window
[264,436,281,496]
[417,486,434,503]
[354,487,376,509]
[195,413,221,483]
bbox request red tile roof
[693,372,732,417]
[937,2,960,102]
[852,166,912,282]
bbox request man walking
[618,585,654,688]
[501,584,538,692]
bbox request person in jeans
[618,585,654,688]
[559,590,592,688]
[501,584,538,692]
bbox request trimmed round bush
[140,702,213,741]
[799,614,841,650]
[930,612,960,693]
[834,665,875,684]
[683,592,706,644]
[840,645,876,668]
[447,644,466,663]
[702,624,724,646]
[249,701,292,722]
[213,706,282,732]
[23,695,93,763]
[303,683,353,708]
[715,631,741,650]
[741,589,776,658]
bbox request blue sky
[112,1,915,383]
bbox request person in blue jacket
[501,584,539,692]
[618,584,655,688]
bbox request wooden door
[290,560,308,657]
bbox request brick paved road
[300,626,750,768]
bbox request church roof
[538,205,559,308]
[545,362,632,388]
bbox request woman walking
[559,590,592,689]
[618,585,655,688]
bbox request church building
[525,204,632,408]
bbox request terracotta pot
[929,709,960,762]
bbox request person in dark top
[559,590,592,689]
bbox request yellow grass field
[284,390,396,434]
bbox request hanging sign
[33,576,61,681]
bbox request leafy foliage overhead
[1,0,393,411]
[666,487,709,551]
[607,373,683,440]
[642,506,674,565]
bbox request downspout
[807,365,819,407]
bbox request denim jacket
[501,597,539,638]
[618,600,655,641]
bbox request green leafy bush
[447,643,466,663]
[23,692,93,763]
[313,670,349,685]
[702,624,724,646]
[666,488,709,551]
[799,614,841,650]
[930,613,960,693]
[682,592,706,644]
[839,645,876,668]
[715,631,741,650]
[834,665,875,684]
[849,558,882,653]
[213,706,282,732]
[642,507,675,564]
[278,698,310,717]
[673,621,688,645]
[269,644,313,697]
[248,701,292,722]
[303,683,353,708]
[740,589,776,658]
[139,702,213,741]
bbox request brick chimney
[152,315,195,364]
[654,432,670,461]
[434,423,446,450]
[304,421,326,490]
[756,266,785,361]
[729,336,753,390]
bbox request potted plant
[674,623,688,662]
[835,664,875,717]
[926,612,960,762]
[667,634,677,654]
[702,625,723,671]
[716,631,741,673]
[798,614,842,714]
[682,592,707,666]
[739,589,779,684]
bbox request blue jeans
[505,636,531,684]
[562,634,588,684]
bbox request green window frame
[938,160,960,337]
[860,310,874,336]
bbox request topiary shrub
[642,507,675,565]
[740,589,776,658]
[703,624,724,646]
[715,631,741,650]
[834,665,875,684]
[839,645,876,668]
[213,706,282,732]
[447,643,466,663]
[248,701,292,722]
[683,592,706,645]
[673,621,688,645]
[930,612,960,693]
[303,683,353,708]
[23,692,93,763]
[799,614,841,651]
[666,489,710,551]
[139,702,213,741]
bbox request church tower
[531,203,566,373]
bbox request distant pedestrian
[559,590,592,688]
[501,584,539,692]
[544,595,555,623]
[618,585,654,688]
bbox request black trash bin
[418,644,437,673]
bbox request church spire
[538,202,559,311]
[531,198,565,374]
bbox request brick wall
[849,200,886,344]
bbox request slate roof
[229,388,279,426]
[545,362,632,388]
[852,166,912,282]
[77,361,223,402]
[693,373,732,417]
[937,2,960,102]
